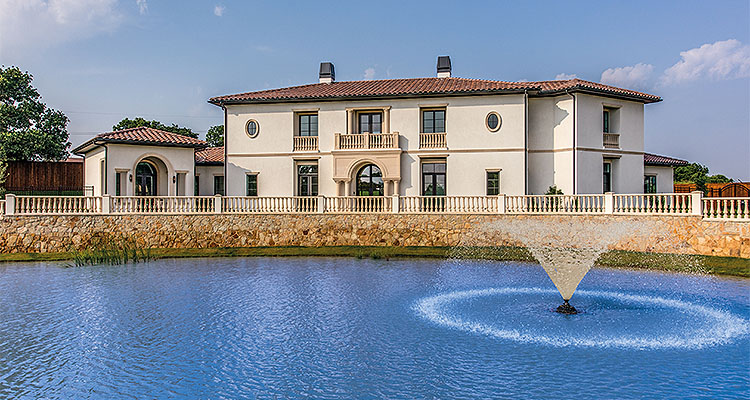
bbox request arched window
[356,164,384,196]
[135,161,157,196]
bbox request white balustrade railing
[506,195,605,214]
[293,136,318,151]
[335,132,399,150]
[400,196,499,213]
[111,196,214,214]
[325,196,391,213]
[603,133,619,148]
[613,193,692,215]
[223,196,318,214]
[2,193,748,220]
[703,197,750,220]
[419,132,447,149]
[14,196,102,215]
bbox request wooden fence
[675,182,750,197]
[3,160,84,195]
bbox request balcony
[293,136,318,152]
[603,133,619,149]
[334,132,399,150]
[419,132,446,149]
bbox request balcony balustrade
[419,132,446,149]
[293,136,318,152]
[334,132,399,150]
[603,133,620,149]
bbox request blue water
[0,257,748,399]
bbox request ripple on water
[413,287,750,350]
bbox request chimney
[319,62,335,84]
[437,56,451,78]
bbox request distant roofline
[209,77,662,106]
[72,127,207,155]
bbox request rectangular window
[297,165,318,196]
[213,176,225,196]
[194,176,199,196]
[486,171,500,195]
[603,109,610,133]
[115,172,121,196]
[422,109,445,133]
[246,174,258,196]
[422,161,446,196]
[644,175,657,194]
[298,114,318,137]
[603,163,612,193]
[358,112,382,134]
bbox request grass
[0,245,747,277]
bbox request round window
[486,112,501,132]
[246,119,260,138]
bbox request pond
[0,257,748,399]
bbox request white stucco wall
[195,165,224,195]
[82,146,106,196]
[644,165,674,193]
[225,94,527,196]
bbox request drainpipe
[566,90,577,194]
[222,104,228,196]
[523,89,529,195]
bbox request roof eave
[537,87,662,104]
[102,139,208,149]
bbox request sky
[1,0,748,180]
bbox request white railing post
[604,192,614,214]
[690,190,703,216]
[214,194,222,214]
[5,194,15,216]
[392,195,400,214]
[101,195,111,214]
[497,193,506,214]
[317,195,326,214]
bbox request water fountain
[472,217,664,313]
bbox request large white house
[75,56,686,198]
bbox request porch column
[347,109,355,134]
[344,180,352,196]
[393,180,400,196]
[383,108,390,133]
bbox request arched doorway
[356,164,384,196]
[135,161,157,196]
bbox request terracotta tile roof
[73,127,207,154]
[195,146,224,164]
[644,153,689,166]
[209,77,661,105]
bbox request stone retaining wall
[0,214,747,258]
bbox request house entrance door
[135,161,157,196]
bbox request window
[422,109,445,133]
[644,175,657,194]
[603,109,610,133]
[297,165,318,196]
[213,175,225,196]
[422,161,446,196]
[115,172,121,196]
[358,112,382,134]
[246,119,259,138]
[603,163,612,193]
[356,164,384,196]
[486,112,501,132]
[194,176,199,196]
[486,171,500,195]
[246,174,258,196]
[298,114,318,137]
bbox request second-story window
[603,109,610,133]
[358,112,382,133]
[422,109,445,133]
[299,114,318,136]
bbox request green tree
[206,125,224,147]
[0,160,6,198]
[113,117,198,138]
[0,66,71,161]
[674,162,733,193]
[545,185,564,195]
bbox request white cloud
[661,39,750,85]
[363,67,376,80]
[600,63,654,89]
[554,73,577,80]
[213,5,225,17]
[136,0,147,14]
[0,0,122,57]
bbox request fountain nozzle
[556,299,578,315]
